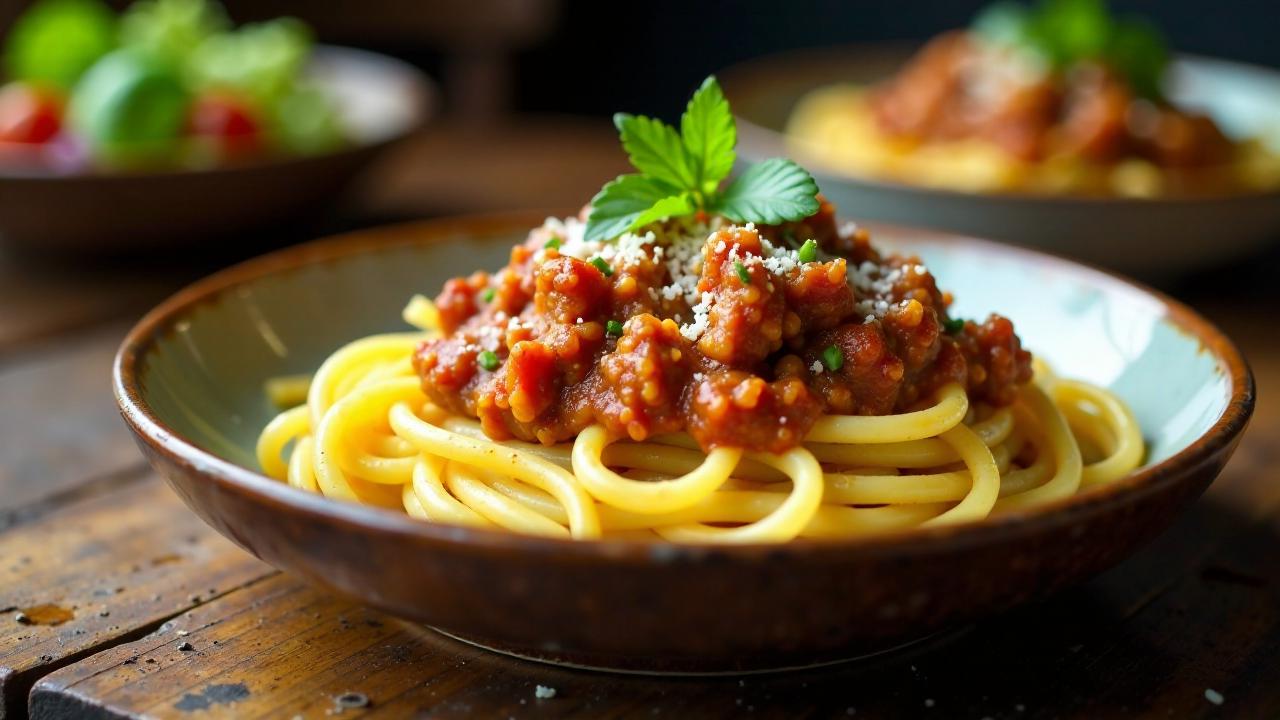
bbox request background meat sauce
[414,202,1032,453]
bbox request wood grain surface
[0,120,1276,719]
[0,478,271,719]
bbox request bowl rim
[720,43,1280,207]
[0,44,434,182]
[112,212,1256,561]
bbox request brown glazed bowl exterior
[112,214,1254,673]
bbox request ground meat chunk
[415,337,480,400]
[784,258,855,332]
[534,256,610,325]
[695,226,787,366]
[685,369,822,454]
[504,340,559,423]
[595,315,691,441]
[951,314,1033,406]
[434,274,485,334]
[808,323,906,416]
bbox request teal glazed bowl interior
[722,45,1280,279]
[113,213,1253,673]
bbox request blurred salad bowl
[0,0,433,252]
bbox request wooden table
[2,122,1278,719]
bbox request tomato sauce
[414,200,1032,453]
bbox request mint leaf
[631,192,696,231]
[713,158,819,225]
[585,174,679,243]
[1106,18,1168,100]
[681,76,735,194]
[614,113,697,191]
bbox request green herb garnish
[477,350,500,371]
[589,256,613,277]
[734,260,751,284]
[797,239,818,263]
[606,319,624,337]
[943,317,967,334]
[545,235,562,250]
[972,0,1169,99]
[585,76,820,243]
[821,345,844,372]
[481,287,496,302]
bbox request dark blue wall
[515,0,1278,119]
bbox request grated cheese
[679,292,714,341]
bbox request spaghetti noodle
[255,211,1144,543]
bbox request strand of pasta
[387,398,603,539]
[409,456,492,528]
[923,423,1002,525]
[571,425,744,514]
[649,447,826,543]
[993,384,1084,512]
[1051,380,1144,486]
[257,404,309,480]
[286,436,318,492]
[483,474,947,539]
[443,462,570,538]
[803,383,969,443]
[306,333,424,426]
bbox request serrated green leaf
[713,158,819,225]
[1035,0,1110,67]
[681,75,735,193]
[630,192,695,231]
[585,174,680,243]
[614,113,697,191]
[1106,17,1168,100]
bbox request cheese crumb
[680,292,715,342]
[1204,689,1224,706]
[811,360,824,374]
[534,685,557,699]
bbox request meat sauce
[869,31,1233,168]
[414,200,1032,453]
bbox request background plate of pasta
[114,211,1252,673]
[723,42,1280,278]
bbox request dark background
[5,0,1274,121]
[509,0,1280,120]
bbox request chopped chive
[606,319,624,337]
[545,235,562,250]
[797,239,818,263]
[943,317,966,334]
[590,256,613,277]
[734,260,750,284]
[821,344,844,372]
[477,350,500,371]
[481,287,496,302]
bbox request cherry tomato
[0,83,63,144]
[187,93,263,157]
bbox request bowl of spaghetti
[113,78,1253,673]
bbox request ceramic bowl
[722,46,1280,279]
[113,213,1253,673]
[0,46,433,254]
